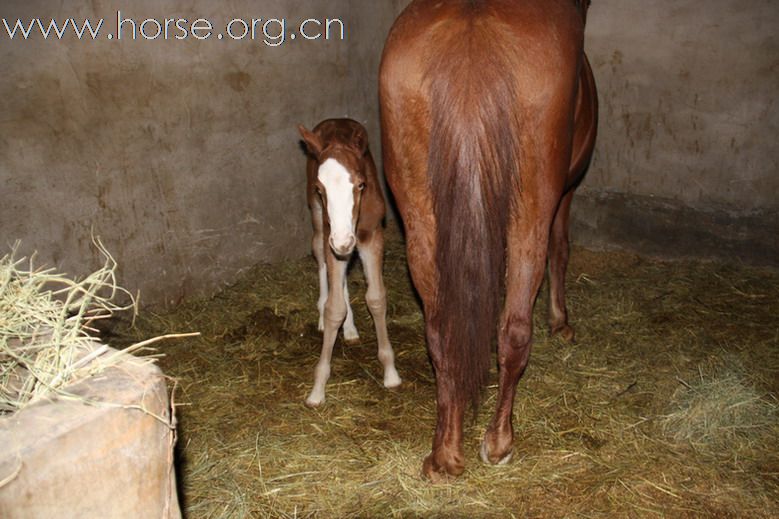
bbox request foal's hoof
[422,451,464,483]
[551,323,575,342]
[343,327,360,345]
[383,368,402,389]
[305,391,325,408]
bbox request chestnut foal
[298,119,401,407]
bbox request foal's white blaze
[318,158,357,255]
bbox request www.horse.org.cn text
[2,12,347,47]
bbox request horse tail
[427,16,521,411]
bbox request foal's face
[315,152,366,257]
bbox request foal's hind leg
[548,189,576,342]
[306,254,349,407]
[358,230,401,389]
[342,277,360,344]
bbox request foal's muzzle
[329,234,356,257]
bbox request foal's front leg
[312,217,328,333]
[358,231,401,389]
[306,253,349,407]
[313,203,357,342]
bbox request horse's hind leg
[406,220,466,481]
[548,189,575,341]
[481,212,552,465]
[358,230,401,389]
[306,254,349,407]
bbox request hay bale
[0,241,138,413]
[0,242,193,518]
[0,342,180,518]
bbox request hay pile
[116,225,779,518]
[0,241,190,415]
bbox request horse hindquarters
[381,0,586,479]
[381,7,522,481]
[380,76,459,479]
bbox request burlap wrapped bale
[0,345,181,519]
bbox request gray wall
[0,0,400,306]
[574,0,778,264]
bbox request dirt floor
[115,226,778,518]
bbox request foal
[298,119,401,407]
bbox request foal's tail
[427,19,521,411]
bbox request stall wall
[1,1,775,309]
[576,0,778,264]
[0,0,402,306]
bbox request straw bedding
[114,226,778,518]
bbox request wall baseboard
[571,192,779,267]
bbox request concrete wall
[0,0,400,306]
[574,0,778,264]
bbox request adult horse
[379,0,597,480]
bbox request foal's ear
[298,125,324,157]
[350,127,369,156]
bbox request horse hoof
[422,451,464,482]
[383,369,402,389]
[305,392,325,408]
[552,323,575,342]
[479,441,513,466]
[343,328,360,344]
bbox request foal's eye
[357,182,366,191]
